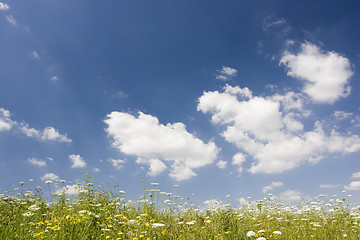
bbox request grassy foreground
[1,176,359,239]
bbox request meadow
[1,174,359,239]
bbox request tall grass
[1,175,359,239]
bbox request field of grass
[1,175,359,239]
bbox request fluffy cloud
[41,173,59,181]
[0,107,72,143]
[198,84,360,174]
[19,124,72,143]
[0,2,9,11]
[344,181,360,191]
[69,154,87,168]
[28,157,46,167]
[104,111,219,181]
[263,181,284,192]
[280,42,353,104]
[216,160,227,169]
[0,108,13,131]
[216,66,237,81]
[108,158,125,170]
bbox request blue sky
[1,0,360,205]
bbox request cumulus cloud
[320,184,339,188]
[19,124,72,143]
[0,108,13,131]
[104,111,219,181]
[344,181,360,191]
[198,84,360,174]
[41,173,59,181]
[263,181,284,192]
[280,42,353,104]
[28,157,46,167]
[216,160,227,169]
[108,158,125,170]
[6,15,16,25]
[69,154,86,168]
[216,66,238,81]
[0,2,9,11]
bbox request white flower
[151,183,159,186]
[246,231,256,237]
[273,231,282,235]
[152,223,165,228]
[186,220,196,225]
[45,180,52,184]
[256,238,266,240]
[22,212,34,217]
[257,230,265,233]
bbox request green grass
[1,175,359,239]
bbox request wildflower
[150,183,159,186]
[186,220,196,225]
[152,223,165,228]
[22,212,34,217]
[246,231,256,237]
[257,230,265,233]
[256,238,266,240]
[273,231,282,235]
[20,181,24,185]
[45,180,52,184]
[29,179,34,182]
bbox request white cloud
[116,90,128,98]
[216,66,237,81]
[46,157,54,161]
[50,76,59,82]
[232,153,246,174]
[0,108,13,131]
[344,181,360,191]
[263,16,287,31]
[0,2,9,11]
[238,197,249,205]
[332,111,353,121]
[92,167,100,172]
[29,50,40,60]
[41,127,72,142]
[69,154,87,168]
[352,172,360,179]
[55,184,80,195]
[320,184,339,188]
[276,190,308,202]
[41,173,59,181]
[216,160,227,169]
[197,84,360,174]
[280,42,353,104]
[28,157,46,167]
[263,181,284,192]
[108,158,125,170]
[137,158,167,176]
[104,111,219,181]
[6,15,16,25]
[19,123,72,143]
[0,107,72,143]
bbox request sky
[1,0,360,206]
